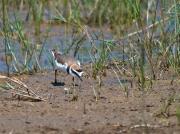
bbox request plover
[51,49,83,84]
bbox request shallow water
[0,60,7,72]
[0,6,175,74]
[0,24,123,73]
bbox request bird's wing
[66,56,79,65]
[70,64,82,72]
[56,53,65,64]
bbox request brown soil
[0,65,180,134]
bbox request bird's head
[51,49,62,59]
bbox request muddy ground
[0,65,180,134]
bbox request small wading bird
[51,49,83,86]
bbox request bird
[51,49,83,85]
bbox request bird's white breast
[54,60,67,72]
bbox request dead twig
[118,124,160,133]
[0,75,46,101]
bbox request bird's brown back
[55,52,80,67]
[54,52,66,64]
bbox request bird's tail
[70,68,83,81]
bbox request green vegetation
[0,1,179,91]
[0,0,178,95]
[0,0,178,70]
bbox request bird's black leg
[78,78,81,91]
[72,77,75,88]
[55,69,57,83]
[72,77,78,101]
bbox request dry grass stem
[0,75,46,101]
[118,123,160,133]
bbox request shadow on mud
[51,82,65,86]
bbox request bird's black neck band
[66,66,70,74]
